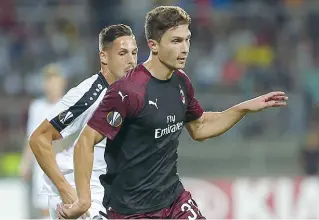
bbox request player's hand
[238,91,288,113]
[56,201,90,219]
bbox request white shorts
[48,193,106,220]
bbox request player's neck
[143,54,174,80]
[100,67,117,85]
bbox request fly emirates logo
[155,115,183,139]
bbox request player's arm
[186,94,287,141]
[185,107,246,141]
[183,85,246,141]
[72,125,104,210]
[29,120,71,193]
[184,76,287,141]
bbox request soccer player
[20,64,66,219]
[58,6,288,219]
[29,24,138,219]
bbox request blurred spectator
[19,64,66,219]
[302,55,319,127]
[222,58,243,86]
[300,126,319,176]
[0,0,15,29]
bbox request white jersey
[42,72,109,196]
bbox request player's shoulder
[109,64,151,94]
[174,69,194,90]
[74,72,107,92]
[124,64,151,86]
[175,69,191,83]
[64,72,107,99]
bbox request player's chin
[116,73,124,78]
[117,70,128,78]
[174,62,186,70]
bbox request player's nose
[181,41,189,54]
[127,53,137,65]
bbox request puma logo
[149,99,158,109]
[118,91,128,101]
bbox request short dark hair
[99,24,133,51]
[145,6,191,42]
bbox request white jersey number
[181,199,198,220]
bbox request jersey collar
[98,72,109,88]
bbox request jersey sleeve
[46,76,105,138]
[87,81,142,140]
[185,75,204,123]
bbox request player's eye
[119,52,126,56]
[172,39,180,43]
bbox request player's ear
[99,50,108,65]
[148,39,158,55]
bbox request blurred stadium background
[1,0,319,218]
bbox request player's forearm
[29,134,71,192]
[73,136,94,210]
[196,105,247,140]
